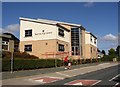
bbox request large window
[71,28,80,55]
[24,45,32,52]
[58,28,64,37]
[58,44,64,51]
[25,29,32,37]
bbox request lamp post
[11,48,14,73]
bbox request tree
[108,48,116,57]
[97,48,101,52]
[101,50,106,55]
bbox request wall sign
[35,32,52,35]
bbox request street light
[11,48,14,73]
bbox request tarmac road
[46,63,120,87]
[2,62,119,87]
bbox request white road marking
[34,79,44,82]
[56,72,70,77]
[109,74,120,81]
[43,76,63,79]
[64,80,78,85]
[91,80,101,86]
[73,82,83,85]
[113,83,119,87]
[29,76,63,81]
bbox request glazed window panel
[2,45,8,51]
[58,44,64,51]
[58,28,64,37]
[24,45,32,52]
[25,29,32,37]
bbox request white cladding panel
[20,20,57,41]
[20,20,70,43]
[56,29,70,43]
[85,33,97,47]
[85,33,90,44]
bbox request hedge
[2,58,98,71]
[2,59,63,71]
[101,55,118,61]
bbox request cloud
[103,34,118,41]
[4,24,19,33]
[83,1,94,7]
[97,33,118,54]
[2,24,19,34]
[0,28,2,35]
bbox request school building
[20,17,97,60]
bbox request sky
[2,2,118,54]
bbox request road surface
[2,62,119,87]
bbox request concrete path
[2,62,100,80]
[2,62,118,86]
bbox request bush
[101,55,117,61]
[2,51,39,59]
[2,59,63,71]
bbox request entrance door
[72,46,80,55]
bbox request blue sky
[2,2,118,53]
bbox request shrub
[2,51,11,58]
[101,55,117,61]
[2,59,63,71]
[2,51,39,59]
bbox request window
[24,45,32,52]
[2,45,8,51]
[58,28,64,37]
[94,38,96,44]
[2,41,8,45]
[90,35,92,42]
[58,44,64,51]
[91,47,92,53]
[25,30,32,37]
[2,41,9,51]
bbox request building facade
[20,17,97,59]
[1,34,14,52]
[0,33,19,52]
[85,32,97,59]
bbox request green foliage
[101,50,106,55]
[2,58,98,71]
[108,48,116,57]
[2,59,63,71]
[101,55,118,61]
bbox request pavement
[2,62,101,80]
[2,62,119,86]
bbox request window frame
[58,44,64,51]
[2,41,9,51]
[90,35,92,42]
[58,28,64,37]
[94,38,96,44]
[24,44,32,52]
[25,29,32,37]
